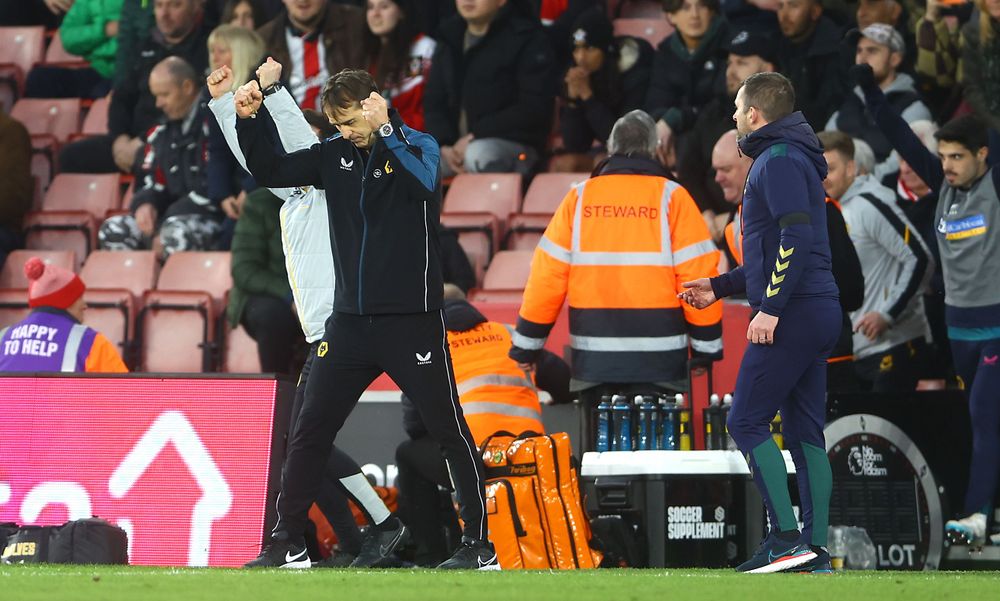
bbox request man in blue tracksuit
[681,72,840,574]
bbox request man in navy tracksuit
[233,68,495,570]
[681,72,840,574]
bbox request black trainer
[736,532,776,573]
[313,552,357,568]
[349,519,409,568]
[244,538,310,568]
[436,537,500,570]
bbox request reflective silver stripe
[733,208,743,261]
[673,239,717,264]
[457,374,536,396]
[571,334,689,352]
[537,235,572,263]
[691,337,723,354]
[511,331,546,350]
[61,324,88,372]
[569,179,677,267]
[461,401,543,422]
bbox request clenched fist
[256,57,283,90]
[207,65,234,100]
[234,81,262,119]
[360,92,389,130]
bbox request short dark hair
[935,114,989,154]
[302,109,337,138]
[662,0,720,14]
[320,69,379,116]
[817,130,855,162]
[740,71,795,122]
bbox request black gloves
[849,63,877,91]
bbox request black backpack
[1,525,57,564]
[49,518,129,565]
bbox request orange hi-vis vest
[449,320,544,446]
[514,172,723,384]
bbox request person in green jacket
[24,0,125,99]
[226,186,303,374]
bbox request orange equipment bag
[481,431,602,569]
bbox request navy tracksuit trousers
[952,337,1000,515]
[727,298,841,547]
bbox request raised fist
[207,65,234,100]
[234,81,263,119]
[256,57,283,90]
[849,63,877,91]
[360,92,389,129]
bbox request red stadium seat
[23,173,122,269]
[10,98,83,195]
[506,173,584,250]
[0,289,31,329]
[140,252,232,372]
[609,0,664,18]
[613,18,674,47]
[0,250,76,289]
[440,213,498,287]
[469,250,533,302]
[79,94,111,137]
[443,173,523,227]
[0,26,45,111]
[222,324,262,373]
[80,250,159,367]
[42,30,88,67]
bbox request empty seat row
[0,250,256,374]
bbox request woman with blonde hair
[206,24,265,238]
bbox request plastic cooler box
[581,450,796,568]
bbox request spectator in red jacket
[365,0,435,130]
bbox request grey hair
[154,55,198,85]
[852,138,875,176]
[909,120,938,154]
[607,110,658,158]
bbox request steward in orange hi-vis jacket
[509,111,722,387]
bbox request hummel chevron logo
[340,157,354,171]
[778,245,794,259]
[766,285,780,298]
[771,273,785,285]
[775,258,790,272]
[416,352,432,365]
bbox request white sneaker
[945,513,987,546]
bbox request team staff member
[396,284,572,566]
[0,258,127,373]
[853,62,1000,547]
[510,110,722,440]
[234,67,494,570]
[681,73,839,574]
[208,60,401,569]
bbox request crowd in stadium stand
[0,0,998,394]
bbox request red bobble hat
[24,257,85,310]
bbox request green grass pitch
[2,566,999,601]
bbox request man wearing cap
[825,23,931,180]
[0,257,128,373]
[675,30,776,227]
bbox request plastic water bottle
[611,394,632,451]
[722,393,736,450]
[595,395,612,452]
[659,394,677,450]
[705,394,722,450]
[635,395,658,451]
[676,393,692,451]
[642,395,659,451]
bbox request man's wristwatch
[262,82,283,97]
[378,122,394,138]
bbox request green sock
[751,438,797,533]
[802,442,833,547]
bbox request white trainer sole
[746,550,817,574]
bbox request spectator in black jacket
[644,0,730,159]
[424,0,556,176]
[553,7,654,172]
[59,0,210,174]
[675,29,776,214]
[775,0,849,129]
[98,57,221,258]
